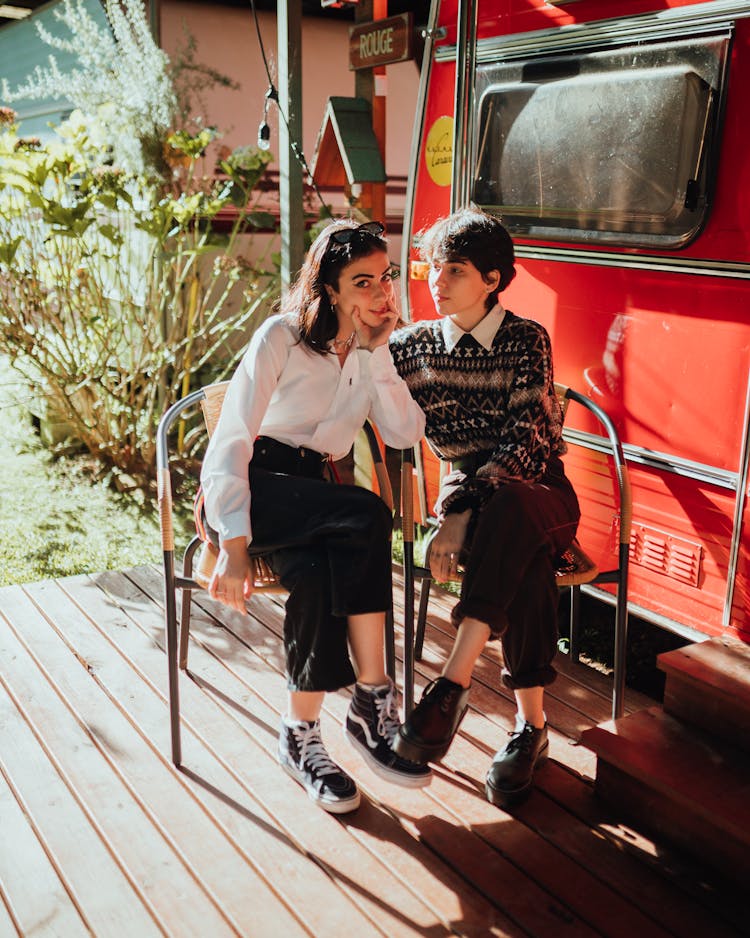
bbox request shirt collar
[442,304,506,352]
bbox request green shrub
[0,0,280,486]
[0,112,278,484]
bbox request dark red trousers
[451,473,580,689]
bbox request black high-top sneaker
[392,676,470,764]
[278,717,360,814]
[485,715,549,808]
[345,680,432,788]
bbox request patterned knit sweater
[389,311,567,515]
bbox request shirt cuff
[211,510,252,546]
[362,343,397,377]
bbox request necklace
[331,331,355,351]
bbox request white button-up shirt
[201,312,425,544]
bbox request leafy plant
[2,0,177,178]
[0,0,280,488]
[0,111,278,487]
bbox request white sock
[357,680,391,693]
[283,714,317,728]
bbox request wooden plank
[68,568,511,937]
[658,636,750,700]
[149,575,610,938]
[596,761,750,888]
[658,637,750,746]
[507,772,743,938]
[28,576,395,938]
[319,700,621,938]
[250,572,734,934]
[119,566,522,937]
[0,764,89,937]
[1,565,743,938]
[533,761,748,936]
[581,708,750,834]
[0,644,163,938]
[0,893,20,938]
[20,581,318,935]
[582,710,750,886]
[0,588,238,938]
[138,564,750,933]
[316,694,674,938]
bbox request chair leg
[179,536,202,670]
[612,547,630,720]
[163,549,182,767]
[178,593,192,671]
[385,606,396,681]
[569,585,581,664]
[415,577,431,662]
[402,538,416,717]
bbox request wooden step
[658,636,750,750]
[580,707,750,885]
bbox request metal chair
[156,381,395,766]
[399,382,632,720]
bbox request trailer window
[472,35,729,248]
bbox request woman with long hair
[200,219,430,813]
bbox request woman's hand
[430,509,472,582]
[352,298,399,351]
[208,537,253,614]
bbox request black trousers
[206,449,393,693]
[451,473,580,690]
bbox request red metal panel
[408,0,750,641]
[503,264,750,472]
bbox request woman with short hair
[390,207,580,807]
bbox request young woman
[389,208,580,807]
[200,219,431,814]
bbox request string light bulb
[257,121,271,150]
[257,84,277,152]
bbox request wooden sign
[349,13,414,71]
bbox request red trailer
[401,0,750,645]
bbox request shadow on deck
[0,565,744,937]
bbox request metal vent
[629,522,703,587]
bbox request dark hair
[419,208,516,310]
[281,219,389,354]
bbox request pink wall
[159,4,420,187]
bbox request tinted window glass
[472,35,729,248]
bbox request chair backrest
[554,381,570,420]
[200,381,231,438]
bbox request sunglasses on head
[328,221,385,247]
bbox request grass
[0,358,193,587]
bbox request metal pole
[278,1,305,294]
[451,0,478,211]
[355,0,388,223]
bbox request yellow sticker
[424,116,453,187]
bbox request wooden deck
[0,565,745,938]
